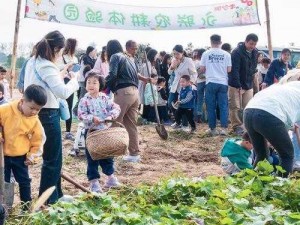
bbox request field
[27,122,225,199]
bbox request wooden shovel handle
[61,172,91,193]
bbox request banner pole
[264,0,273,60]
[10,0,22,99]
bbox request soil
[11,89,226,203]
[11,123,226,203]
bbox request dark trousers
[158,105,169,122]
[147,105,169,122]
[168,92,188,126]
[73,82,87,116]
[4,155,31,203]
[244,108,294,176]
[84,130,114,181]
[64,78,74,132]
[38,109,63,204]
[142,105,150,120]
[175,108,196,129]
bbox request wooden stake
[9,0,22,98]
[265,0,273,60]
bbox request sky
[0,0,299,54]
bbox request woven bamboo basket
[86,121,129,160]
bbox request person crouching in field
[221,132,279,175]
[78,70,121,193]
[0,84,46,209]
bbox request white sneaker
[181,126,190,132]
[123,155,141,163]
[59,195,74,203]
[219,128,228,136]
[89,179,103,193]
[205,128,219,136]
[68,148,77,157]
[104,176,121,188]
[171,122,181,129]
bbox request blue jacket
[17,58,30,92]
[263,58,293,86]
[179,85,195,109]
[228,43,258,90]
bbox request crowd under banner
[24,0,260,30]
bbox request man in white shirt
[200,34,232,136]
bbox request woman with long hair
[94,46,109,77]
[105,40,150,163]
[57,38,78,141]
[24,30,79,204]
[168,45,197,129]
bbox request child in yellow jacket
[0,84,47,207]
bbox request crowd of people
[0,29,298,212]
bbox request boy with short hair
[0,84,47,207]
[0,67,10,100]
[221,132,279,175]
[171,75,196,133]
[220,132,253,175]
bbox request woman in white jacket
[168,45,197,127]
[24,30,79,204]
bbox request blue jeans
[5,155,31,203]
[196,82,206,117]
[39,108,63,204]
[205,82,228,129]
[292,123,300,162]
[84,130,114,181]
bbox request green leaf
[289,213,300,220]
[220,217,233,224]
[237,189,252,198]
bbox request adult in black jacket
[106,40,150,163]
[228,33,258,135]
[160,53,171,96]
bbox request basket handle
[87,119,125,134]
[104,119,125,128]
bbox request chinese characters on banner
[25,0,260,30]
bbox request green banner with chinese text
[25,0,259,30]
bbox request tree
[185,42,194,57]
[16,56,26,69]
[136,43,150,69]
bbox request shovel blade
[155,124,168,140]
[4,182,14,208]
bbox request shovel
[143,50,168,140]
[61,172,91,193]
[238,90,244,122]
[0,127,14,210]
